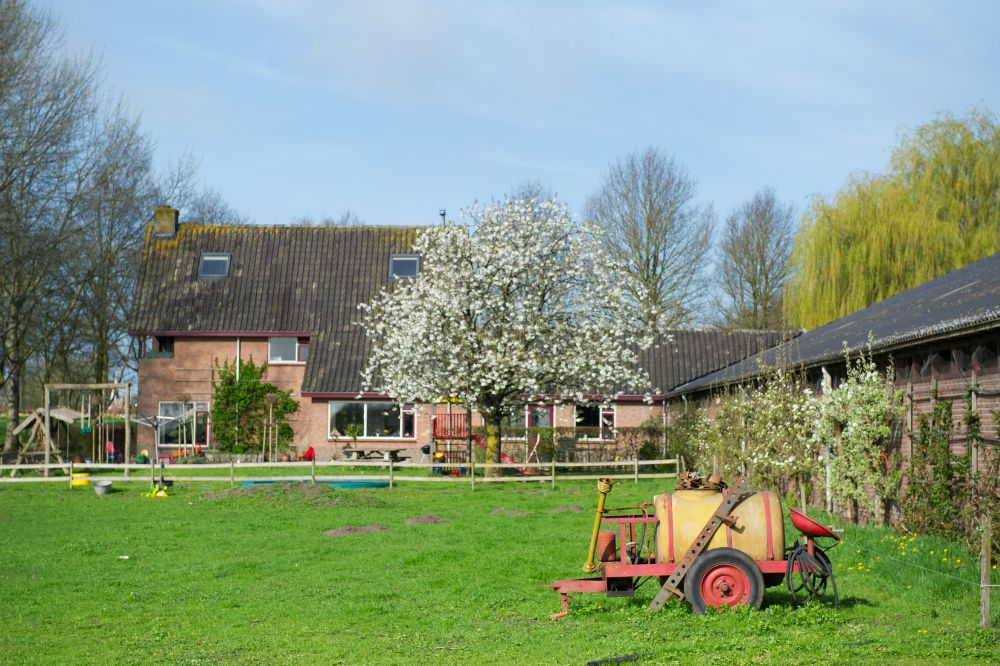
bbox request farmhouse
[669,250,1000,468]
[129,207,789,460]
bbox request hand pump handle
[582,478,614,573]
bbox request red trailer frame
[549,506,836,617]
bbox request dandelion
[955,559,961,565]
[917,629,927,634]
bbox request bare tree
[507,179,556,202]
[0,0,103,453]
[585,147,714,332]
[0,1,246,456]
[715,188,794,329]
[292,210,365,226]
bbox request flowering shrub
[813,352,903,523]
[711,367,820,496]
[677,366,818,496]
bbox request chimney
[153,206,179,237]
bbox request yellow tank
[653,488,784,563]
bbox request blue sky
[41,0,1000,228]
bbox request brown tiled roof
[130,223,793,396]
[129,223,420,393]
[639,329,800,394]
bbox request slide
[472,434,539,476]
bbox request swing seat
[81,426,92,434]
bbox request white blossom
[358,197,654,431]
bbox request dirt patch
[324,525,389,537]
[546,505,583,514]
[405,515,447,525]
[491,508,532,517]
[200,483,388,509]
[202,486,263,501]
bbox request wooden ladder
[648,477,752,611]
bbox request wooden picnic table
[342,447,410,463]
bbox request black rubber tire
[683,547,765,614]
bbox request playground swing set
[8,383,131,477]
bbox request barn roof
[673,251,1000,395]
[638,329,798,394]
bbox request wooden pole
[43,387,51,477]
[971,372,979,491]
[982,515,992,629]
[149,458,155,486]
[634,457,639,484]
[550,459,556,489]
[389,459,395,489]
[69,460,74,489]
[230,459,235,488]
[470,453,475,492]
[311,455,316,484]
[124,384,131,478]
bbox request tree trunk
[3,339,21,455]
[485,421,501,478]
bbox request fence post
[982,515,992,629]
[149,459,155,486]
[550,460,556,489]
[389,459,395,489]
[69,460,74,489]
[470,454,475,493]
[230,459,235,488]
[311,456,316,484]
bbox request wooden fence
[0,457,681,490]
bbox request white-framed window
[329,401,415,439]
[157,401,210,447]
[576,404,615,440]
[269,337,309,364]
[499,403,553,439]
[389,254,420,279]
[198,253,231,278]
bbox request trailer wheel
[683,548,764,614]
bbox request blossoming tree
[359,198,652,474]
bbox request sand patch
[491,508,531,517]
[546,505,583,514]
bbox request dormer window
[389,254,419,279]
[199,253,231,278]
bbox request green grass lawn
[1,479,996,665]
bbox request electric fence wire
[843,539,1000,588]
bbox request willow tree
[785,109,1000,328]
[359,198,652,475]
